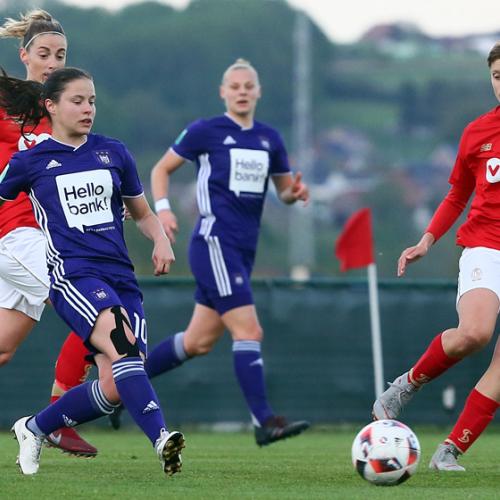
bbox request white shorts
[457,247,500,306]
[0,227,50,321]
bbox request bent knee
[186,341,214,356]
[0,351,14,366]
[456,327,492,354]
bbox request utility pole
[289,10,315,280]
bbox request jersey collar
[224,112,254,131]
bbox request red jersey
[0,108,51,237]
[426,106,500,250]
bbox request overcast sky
[59,0,500,43]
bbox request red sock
[410,333,460,385]
[447,388,500,453]
[50,332,93,403]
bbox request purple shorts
[189,234,255,315]
[49,272,147,355]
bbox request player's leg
[430,332,500,471]
[222,304,309,446]
[373,288,498,419]
[145,303,225,378]
[373,248,499,420]
[0,308,36,365]
[90,306,184,475]
[45,331,97,457]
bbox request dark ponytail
[0,66,92,137]
[0,67,46,136]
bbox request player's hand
[157,210,178,244]
[397,233,434,277]
[289,171,310,205]
[152,236,175,276]
[123,205,132,220]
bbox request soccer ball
[351,419,420,486]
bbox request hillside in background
[1,0,497,278]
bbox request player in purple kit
[144,58,310,446]
[0,67,184,475]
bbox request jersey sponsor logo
[486,158,500,183]
[56,169,114,232]
[223,135,237,145]
[46,159,62,170]
[17,132,51,152]
[480,143,492,152]
[229,148,269,196]
[458,429,472,443]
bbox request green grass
[1,426,500,499]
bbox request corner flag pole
[334,208,384,399]
[367,262,384,398]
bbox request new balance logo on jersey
[142,400,160,414]
[223,135,237,145]
[480,143,492,152]
[46,159,62,170]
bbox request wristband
[154,198,171,213]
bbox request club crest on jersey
[259,137,270,150]
[92,288,108,300]
[486,158,500,183]
[94,150,113,166]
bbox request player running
[373,41,500,472]
[0,9,96,457]
[142,58,310,446]
[0,67,184,476]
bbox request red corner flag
[335,208,375,271]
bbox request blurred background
[1,0,499,427]
[3,0,498,280]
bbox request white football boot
[155,429,185,476]
[11,416,44,475]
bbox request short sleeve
[0,153,29,200]
[171,120,207,161]
[270,130,291,176]
[119,145,144,198]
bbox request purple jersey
[172,114,290,251]
[0,133,143,279]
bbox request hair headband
[24,31,66,50]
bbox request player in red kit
[0,10,96,457]
[372,41,500,472]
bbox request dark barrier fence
[0,278,494,429]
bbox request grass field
[1,426,500,499]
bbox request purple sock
[145,332,188,379]
[232,340,273,426]
[112,357,167,444]
[31,381,117,435]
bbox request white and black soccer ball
[351,419,421,486]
